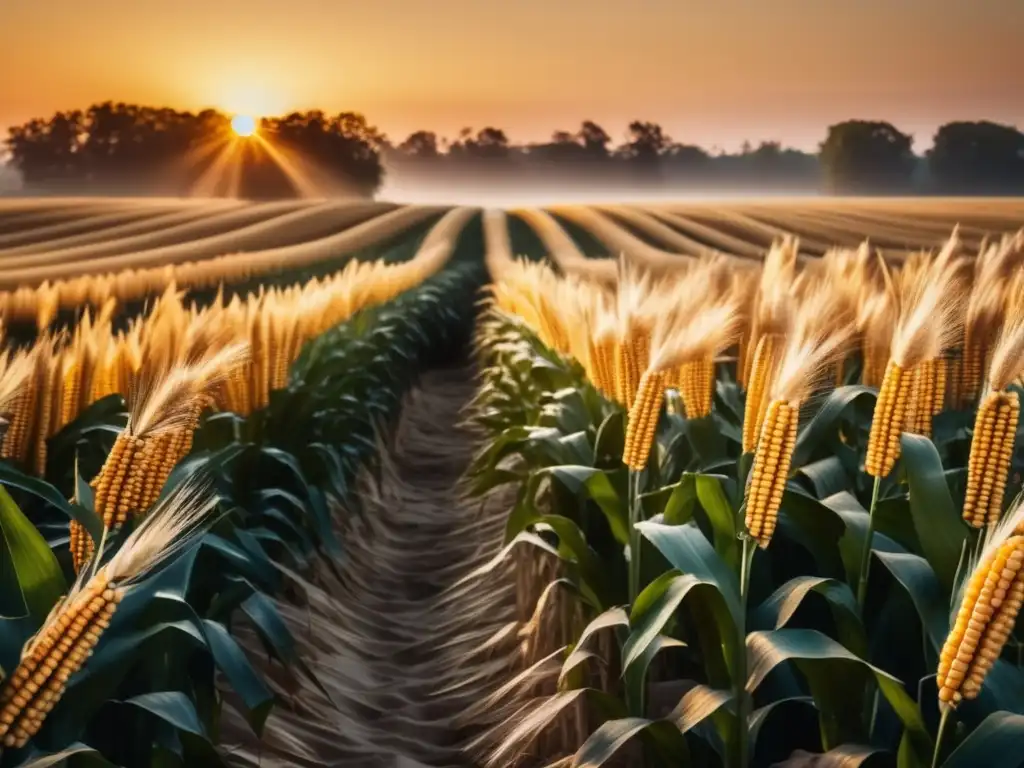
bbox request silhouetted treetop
[928,121,1024,194]
[5,103,384,198]
[819,120,916,194]
[5,106,1021,197]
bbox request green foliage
[467,311,1021,766]
[0,263,483,767]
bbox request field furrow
[546,205,688,271]
[221,366,514,768]
[0,203,235,251]
[644,206,775,258]
[0,202,410,287]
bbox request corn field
[1,197,1024,767]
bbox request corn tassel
[963,391,1021,528]
[742,334,780,454]
[937,536,1024,708]
[744,399,799,548]
[0,569,124,747]
[622,370,666,471]
[865,361,913,478]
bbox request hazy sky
[1,0,1021,152]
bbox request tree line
[4,102,1024,198]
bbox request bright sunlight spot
[231,114,258,137]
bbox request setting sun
[231,114,257,137]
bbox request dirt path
[221,365,519,768]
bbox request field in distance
[0,197,1022,295]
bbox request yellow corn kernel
[622,370,667,471]
[0,571,124,748]
[614,332,645,410]
[68,520,91,574]
[2,384,39,465]
[744,399,799,548]
[938,536,1024,708]
[963,391,1020,528]
[59,361,82,429]
[960,336,987,409]
[588,337,615,397]
[736,331,750,390]
[680,358,715,420]
[948,353,963,411]
[865,361,913,478]
[861,339,888,389]
[910,359,936,438]
[932,357,948,417]
[742,334,780,454]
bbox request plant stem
[932,706,953,768]
[627,468,646,721]
[856,476,883,609]
[736,535,756,768]
[628,469,641,605]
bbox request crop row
[467,233,1024,766]
[0,248,483,766]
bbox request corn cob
[679,358,715,419]
[59,359,83,429]
[744,399,799,547]
[932,357,948,418]
[1,478,216,749]
[1,384,38,465]
[959,332,987,409]
[861,336,890,389]
[963,391,1021,528]
[0,572,124,748]
[910,359,936,437]
[865,361,914,478]
[742,334,781,453]
[938,536,1024,708]
[622,370,666,471]
[948,353,963,410]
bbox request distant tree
[398,130,440,158]
[473,127,510,159]
[663,143,710,168]
[5,104,384,197]
[6,111,85,187]
[819,120,916,194]
[528,130,587,162]
[577,120,612,158]
[620,121,670,162]
[928,121,1024,194]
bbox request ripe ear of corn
[678,358,715,420]
[938,536,1024,708]
[622,370,666,471]
[0,569,124,748]
[909,359,936,437]
[963,390,1020,528]
[959,333,988,409]
[744,399,799,548]
[861,338,888,389]
[865,360,913,478]
[742,334,781,453]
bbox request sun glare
[231,114,257,137]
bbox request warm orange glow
[231,114,257,137]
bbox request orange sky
[1,0,1021,151]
